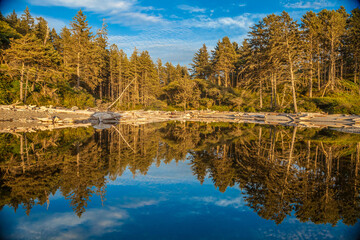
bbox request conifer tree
[59,27,72,68]
[248,20,267,108]
[318,7,348,91]
[211,36,237,87]
[279,11,301,113]
[301,11,319,97]
[92,20,109,99]
[70,9,92,89]
[191,43,210,80]
[18,7,34,35]
[348,8,360,90]
[34,17,49,45]
[6,10,20,30]
[129,49,140,107]
[49,28,61,51]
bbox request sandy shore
[0,105,360,133]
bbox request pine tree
[191,43,210,80]
[348,8,360,91]
[129,49,140,107]
[4,33,54,102]
[70,9,93,89]
[301,11,319,97]
[109,44,119,101]
[6,10,20,30]
[18,7,34,35]
[279,11,301,113]
[248,20,268,108]
[138,51,160,106]
[318,7,348,91]
[156,58,166,85]
[0,19,21,49]
[92,20,109,99]
[211,36,237,87]
[34,17,49,45]
[49,28,61,51]
[59,26,72,68]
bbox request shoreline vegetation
[0,7,360,115]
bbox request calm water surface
[1,122,360,239]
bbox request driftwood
[1,105,360,134]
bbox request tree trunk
[330,37,335,91]
[259,78,263,109]
[43,23,49,46]
[309,55,313,98]
[354,59,357,84]
[20,61,24,102]
[77,52,80,88]
[340,57,343,82]
[100,82,103,100]
[317,46,321,90]
[225,72,228,88]
[289,61,298,113]
[270,74,273,109]
[274,73,277,108]
[24,71,29,103]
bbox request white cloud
[36,15,67,31]
[192,196,246,209]
[29,0,165,25]
[283,0,335,9]
[183,14,255,30]
[13,207,128,240]
[29,0,133,11]
[177,4,206,13]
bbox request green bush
[210,105,231,111]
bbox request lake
[1,122,360,239]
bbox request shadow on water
[1,122,360,228]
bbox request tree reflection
[0,122,360,225]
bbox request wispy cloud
[12,207,128,240]
[35,15,67,31]
[192,196,246,209]
[283,0,335,9]
[177,4,206,13]
[183,14,256,30]
[29,0,165,25]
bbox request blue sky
[1,0,359,66]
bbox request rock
[91,112,120,122]
[52,116,61,123]
[71,106,79,111]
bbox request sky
[1,0,359,66]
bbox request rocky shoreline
[0,105,360,133]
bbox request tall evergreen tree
[347,8,360,90]
[191,44,210,80]
[70,9,92,89]
[211,36,237,87]
[301,11,319,97]
[18,7,34,35]
[318,7,348,91]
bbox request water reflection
[1,122,360,228]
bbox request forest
[1,122,360,225]
[0,6,360,113]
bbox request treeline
[191,7,360,113]
[0,7,359,113]
[1,123,360,225]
